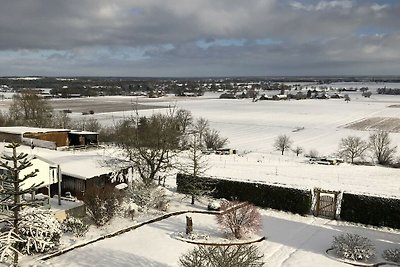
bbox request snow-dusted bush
[179,244,264,267]
[216,201,262,239]
[127,183,169,212]
[382,248,400,263]
[61,217,89,237]
[18,207,62,254]
[0,230,25,264]
[332,233,375,262]
[84,185,120,226]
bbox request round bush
[331,233,375,262]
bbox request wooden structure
[313,188,341,219]
[0,126,98,149]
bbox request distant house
[272,94,288,101]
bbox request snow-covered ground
[42,204,400,267]
[5,86,400,266]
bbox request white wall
[19,158,57,191]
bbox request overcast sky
[0,0,399,77]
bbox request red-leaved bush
[216,201,262,239]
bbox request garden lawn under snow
[41,206,400,267]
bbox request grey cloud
[0,0,399,76]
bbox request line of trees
[273,130,398,166]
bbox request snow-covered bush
[127,183,169,212]
[61,217,89,237]
[0,230,25,264]
[331,233,375,262]
[179,244,264,267]
[216,201,262,239]
[18,207,62,254]
[382,248,400,263]
[84,185,120,226]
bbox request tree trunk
[12,146,19,267]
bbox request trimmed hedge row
[340,193,400,229]
[176,174,311,215]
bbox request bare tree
[369,130,397,165]
[72,117,102,132]
[179,119,210,204]
[204,129,228,150]
[114,109,184,186]
[8,91,53,127]
[274,134,292,155]
[216,201,262,239]
[292,146,303,157]
[338,136,369,163]
[179,244,264,267]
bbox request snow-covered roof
[69,130,99,135]
[0,126,69,135]
[1,144,115,180]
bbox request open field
[345,117,400,132]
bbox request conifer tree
[0,143,41,266]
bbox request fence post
[186,216,193,235]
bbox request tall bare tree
[338,136,369,163]
[369,130,397,165]
[274,134,292,155]
[8,91,53,127]
[179,118,210,204]
[114,109,184,186]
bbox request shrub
[340,193,400,228]
[331,233,375,262]
[216,201,262,239]
[19,208,62,254]
[127,183,169,212]
[382,248,400,263]
[84,185,120,226]
[179,245,264,267]
[61,217,89,237]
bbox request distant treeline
[377,88,400,95]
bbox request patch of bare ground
[388,105,400,108]
[344,117,400,132]
[49,98,167,113]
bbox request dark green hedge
[176,174,311,215]
[340,193,400,229]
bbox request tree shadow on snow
[262,214,400,259]
[50,246,170,267]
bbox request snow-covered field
[6,85,400,266]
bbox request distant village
[1,76,400,100]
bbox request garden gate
[313,189,340,219]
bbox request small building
[68,130,99,147]
[0,126,70,149]
[0,126,99,149]
[272,94,288,101]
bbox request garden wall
[176,174,312,215]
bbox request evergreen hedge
[176,174,311,215]
[340,193,400,229]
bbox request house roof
[7,144,115,180]
[0,126,70,135]
[69,130,99,135]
